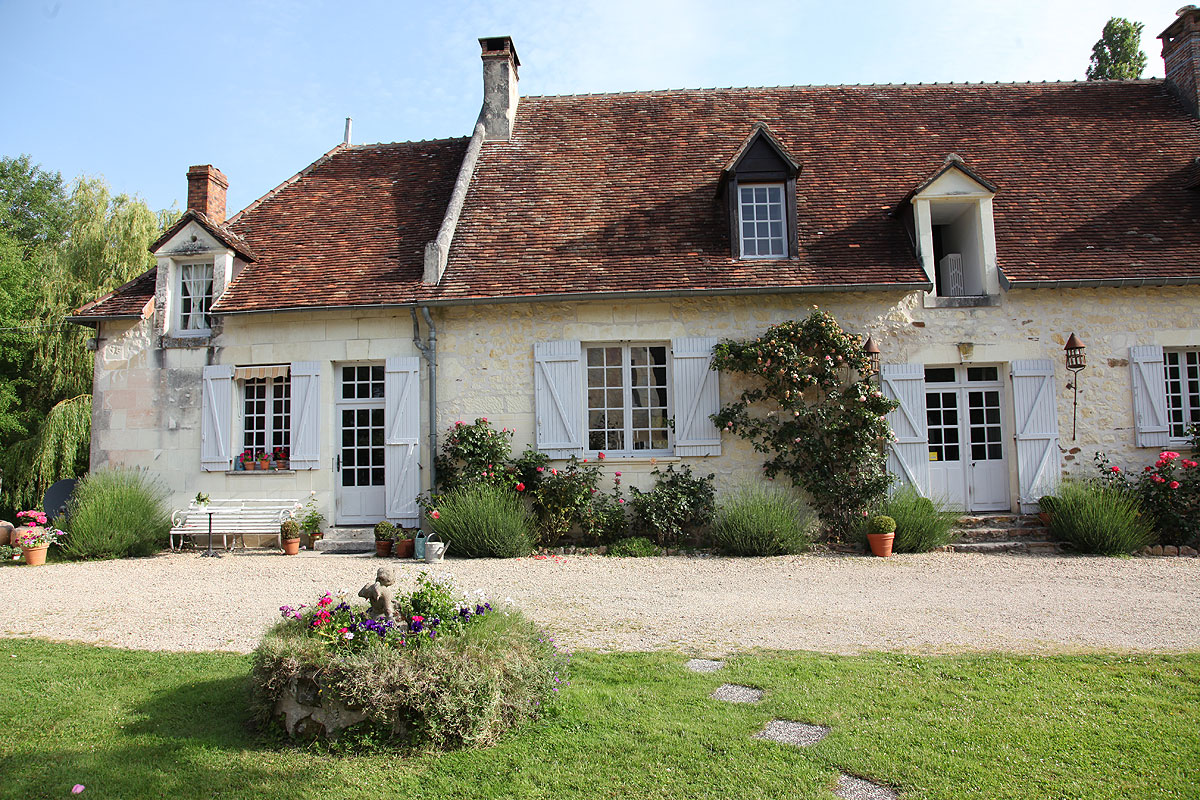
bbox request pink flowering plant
[15,510,47,528]
[434,418,519,493]
[253,571,569,750]
[1093,447,1200,547]
[15,527,63,548]
[711,311,898,538]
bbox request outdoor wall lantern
[862,335,881,376]
[1064,333,1086,440]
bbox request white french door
[925,365,1009,512]
[335,364,387,525]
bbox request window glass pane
[924,367,956,383]
[967,366,999,382]
[738,183,786,258]
[587,348,604,367]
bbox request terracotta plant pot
[395,538,415,559]
[22,545,49,566]
[0,522,10,547]
[282,538,301,555]
[1038,512,1051,526]
[866,532,895,557]
[243,461,256,471]
[375,540,394,558]
[259,460,270,471]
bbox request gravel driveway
[2,551,1198,655]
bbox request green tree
[1086,17,1147,80]
[0,155,175,514]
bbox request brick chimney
[478,36,519,141]
[186,164,229,224]
[1160,6,1200,117]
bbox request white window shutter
[534,340,584,458]
[200,364,234,471]
[1130,345,1170,448]
[1011,359,1061,512]
[880,363,929,496]
[289,361,322,470]
[385,356,421,526]
[671,336,721,456]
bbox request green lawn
[2,640,1197,799]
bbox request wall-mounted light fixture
[862,335,881,376]
[1065,333,1086,440]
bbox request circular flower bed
[250,573,568,750]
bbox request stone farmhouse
[70,11,1200,539]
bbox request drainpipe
[411,307,437,493]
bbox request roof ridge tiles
[519,78,1162,100]
[347,136,471,149]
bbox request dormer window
[721,123,801,260]
[738,184,787,258]
[178,261,214,333]
[904,155,1001,307]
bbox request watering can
[424,532,447,563]
[414,532,428,560]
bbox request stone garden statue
[359,566,398,621]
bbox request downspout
[411,307,437,493]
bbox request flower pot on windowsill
[22,545,49,566]
[259,460,270,471]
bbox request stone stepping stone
[685,658,724,672]
[711,683,763,703]
[754,718,830,747]
[834,773,898,800]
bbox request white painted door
[335,364,387,525]
[924,366,1009,512]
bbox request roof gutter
[212,280,933,316]
[1002,275,1200,289]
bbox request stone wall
[91,285,1200,526]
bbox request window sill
[583,455,680,464]
[225,469,297,476]
[923,294,1000,309]
[162,334,213,348]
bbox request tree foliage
[1086,17,1146,81]
[0,154,176,514]
[710,311,898,538]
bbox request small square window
[738,184,786,259]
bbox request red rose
[515,482,525,492]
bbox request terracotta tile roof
[68,267,156,322]
[433,80,1200,299]
[214,138,470,313]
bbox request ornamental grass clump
[60,467,171,559]
[251,575,567,751]
[428,484,534,558]
[881,486,959,553]
[1048,479,1154,555]
[711,483,816,556]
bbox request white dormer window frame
[737,183,788,259]
[910,162,1001,308]
[176,260,215,335]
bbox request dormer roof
[150,209,258,262]
[905,154,998,203]
[721,123,802,180]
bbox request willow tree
[0,157,175,512]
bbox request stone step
[949,540,1065,555]
[954,526,1052,543]
[314,527,374,553]
[954,514,1043,530]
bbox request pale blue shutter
[200,364,234,471]
[880,363,929,495]
[1129,345,1170,448]
[289,362,322,470]
[671,337,721,456]
[1011,359,1060,512]
[534,341,584,458]
[385,357,421,525]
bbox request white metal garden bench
[170,498,300,551]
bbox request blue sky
[0,0,1182,214]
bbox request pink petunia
[72,787,84,795]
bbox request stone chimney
[1160,6,1200,117]
[186,164,229,224]
[478,36,520,141]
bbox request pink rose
[598,452,605,459]
[1170,481,1181,489]
[515,482,525,492]
[1111,466,1121,473]
[614,471,622,477]
[430,510,440,519]
[1161,451,1181,460]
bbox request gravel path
[2,551,1198,654]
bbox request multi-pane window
[926,390,960,462]
[1165,350,1200,439]
[178,262,214,332]
[242,377,290,454]
[586,344,670,453]
[341,365,385,400]
[738,184,786,258]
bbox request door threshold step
[949,540,1064,554]
[314,527,374,553]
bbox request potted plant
[297,492,324,543]
[272,446,290,470]
[374,520,396,557]
[395,527,416,559]
[280,518,301,555]
[866,515,896,557]
[238,450,254,471]
[257,450,270,470]
[15,526,63,566]
[1037,495,1056,527]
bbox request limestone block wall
[90,285,1199,526]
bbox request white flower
[343,632,354,640]
[504,596,514,605]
